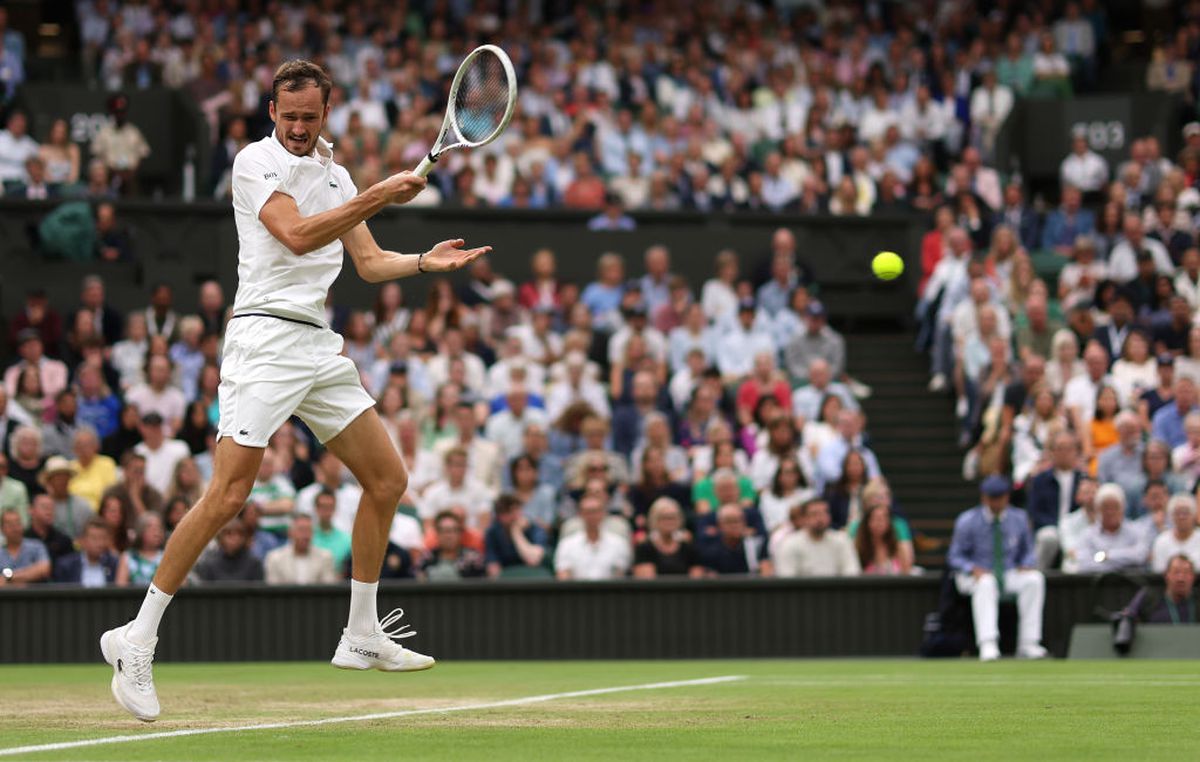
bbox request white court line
[0,674,746,758]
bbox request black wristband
[417,252,426,273]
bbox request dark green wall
[0,575,1133,663]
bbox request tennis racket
[414,44,518,177]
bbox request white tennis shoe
[331,608,436,672]
[100,623,160,722]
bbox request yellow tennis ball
[872,251,904,281]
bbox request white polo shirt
[230,134,357,326]
[554,531,631,580]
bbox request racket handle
[414,153,437,178]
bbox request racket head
[444,44,517,151]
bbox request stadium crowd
[922,115,1200,579]
[3,0,1195,211]
[0,231,920,586]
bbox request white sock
[347,579,379,637]
[128,584,173,644]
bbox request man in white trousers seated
[947,475,1049,662]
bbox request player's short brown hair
[272,60,332,104]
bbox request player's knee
[211,478,254,520]
[364,471,407,509]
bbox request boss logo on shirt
[263,171,279,180]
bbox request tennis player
[100,60,490,722]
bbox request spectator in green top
[312,488,352,572]
[692,461,754,515]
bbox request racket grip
[414,153,436,178]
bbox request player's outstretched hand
[422,239,493,272]
[379,171,427,205]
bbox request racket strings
[452,52,511,145]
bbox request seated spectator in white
[630,413,689,484]
[969,69,1013,158]
[555,493,632,581]
[1111,331,1157,408]
[484,494,548,577]
[1043,330,1084,396]
[115,512,164,586]
[484,385,548,463]
[1064,343,1113,434]
[0,507,50,585]
[688,420,750,480]
[1011,385,1068,487]
[715,299,776,381]
[124,356,187,434]
[264,514,338,585]
[193,518,264,583]
[1151,376,1199,448]
[633,497,704,578]
[774,497,860,578]
[110,313,149,391]
[1107,213,1174,284]
[667,305,717,375]
[1059,477,1099,573]
[1060,132,1108,194]
[1057,237,1107,311]
[310,489,352,571]
[1171,412,1200,485]
[545,351,611,422]
[791,358,858,425]
[749,416,811,492]
[701,250,740,325]
[1150,495,1200,573]
[419,510,486,581]
[39,455,93,539]
[53,517,118,586]
[132,412,190,498]
[1076,484,1150,573]
[486,336,546,397]
[0,112,39,184]
[609,303,668,367]
[758,459,816,534]
[420,447,496,534]
[1138,554,1198,624]
[22,494,73,565]
[434,402,504,491]
[425,328,487,392]
[855,502,913,576]
[946,476,1047,661]
[700,503,773,577]
[814,410,882,491]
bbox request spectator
[7,425,45,498]
[420,447,495,534]
[0,451,29,520]
[419,511,486,581]
[946,476,1047,661]
[1151,376,1198,448]
[1027,431,1085,569]
[1096,412,1145,508]
[67,427,117,510]
[790,358,858,424]
[0,507,50,585]
[1076,484,1149,572]
[1149,496,1200,573]
[295,450,361,534]
[23,493,73,565]
[758,459,815,535]
[38,119,80,187]
[700,503,773,577]
[76,363,121,441]
[89,93,150,195]
[700,250,740,325]
[125,356,186,433]
[133,413,190,496]
[814,410,882,490]
[735,353,791,430]
[115,512,165,586]
[53,517,119,586]
[1137,555,1198,624]
[1107,213,1173,284]
[554,493,631,581]
[483,494,548,578]
[1040,187,1095,253]
[100,451,162,521]
[715,299,776,382]
[774,497,860,578]
[0,112,38,184]
[246,449,297,538]
[310,489,352,572]
[3,329,68,413]
[783,302,848,387]
[193,518,264,583]
[39,455,92,539]
[632,497,703,579]
[264,514,338,585]
[855,501,912,576]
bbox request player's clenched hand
[379,171,426,205]
[421,238,493,272]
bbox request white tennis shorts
[217,315,375,448]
